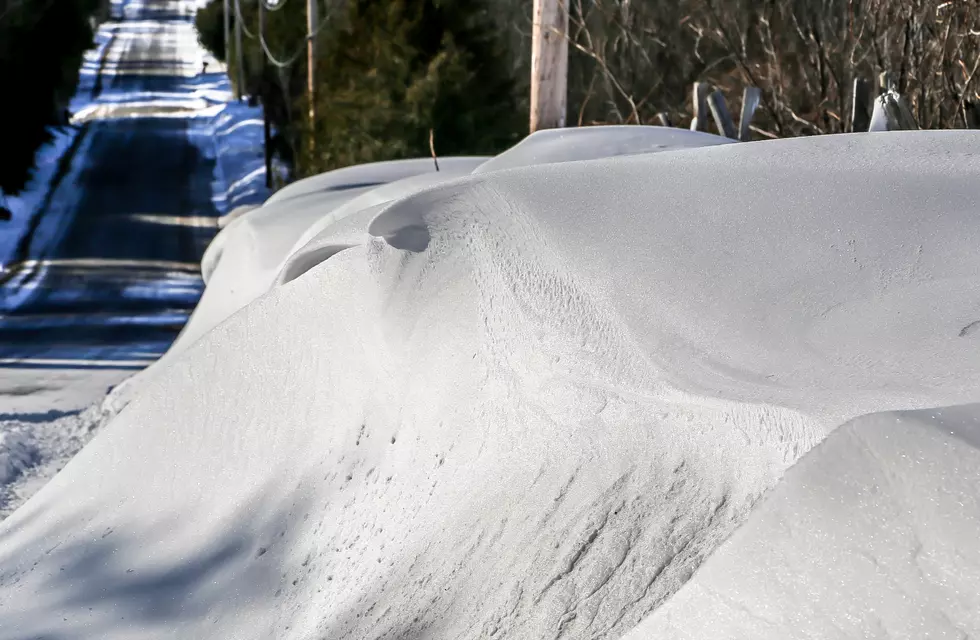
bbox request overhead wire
[232,0,333,69]
[233,0,257,39]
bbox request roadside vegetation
[195,0,524,181]
[198,0,980,187]
[0,0,107,196]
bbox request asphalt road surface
[0,0,225,370]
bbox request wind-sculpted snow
[624,404,980,639]
[471,125,733,174]
[101,158,487,414]
[2,131,980,638]
[264,157,489,206]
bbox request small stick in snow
[429,129,440,172]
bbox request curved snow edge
[625,403,980,639]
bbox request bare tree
[497,0,980,136]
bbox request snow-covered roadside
[207,101,274,216]
[0,405,112,519]
[1,130,978,638]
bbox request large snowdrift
[2,130,980,639]
[103,127,733,413]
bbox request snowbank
[2,131,980,639]
[263,157,482,205]
[624,404,980,639]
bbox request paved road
[0,0,225,370]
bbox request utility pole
[234,1,245,101]
[263,58,273,189]
[306,0,317,152]
[530,0,568,132]
[223,0,231,79]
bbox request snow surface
[2,129,980,638]
[624,404,980,639]
[472,125,733,174]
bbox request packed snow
[1,127,980,640]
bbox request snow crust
[2,130,980,638]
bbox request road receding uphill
[0,0,238,517]
[0,1,222,370]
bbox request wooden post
[850,77,872,132]
[738,86,761,141]
[655,112,672,127]
[708,91,737,139]
[689,82,710,132]
[530,0,568,132]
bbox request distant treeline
[195,0,525,183]
[0,0,107,195]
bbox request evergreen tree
[194,0,523,181]
[303,0,522,175]
[0,0,101,196]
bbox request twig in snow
[429,129,440,172]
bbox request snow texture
[624,404,980,639]
[2,129,980,639]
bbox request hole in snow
[367,203,430,251]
